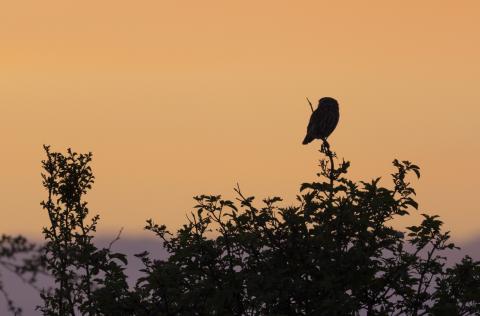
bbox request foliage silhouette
[133,144,480,315]
[4,144,480,315]
[0,235,44,315]
[40,145,136,316]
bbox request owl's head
[319,97,339,107]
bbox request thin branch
[0,261,42,292]
[321,139,335,200]
[0,285,21,316]
[306,97,314,113]
[107,227,124,251]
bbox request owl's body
[302,97,339,145]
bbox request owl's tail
[302,134,313,145]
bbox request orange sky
[1,1,479,241]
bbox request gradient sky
[1,1,479,241]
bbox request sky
[0,1,479,242]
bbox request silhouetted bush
[4,145,479,315]
[133,146,480,315]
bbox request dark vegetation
[1,144,479,315]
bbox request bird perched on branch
[302,97,339,145]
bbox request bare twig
[108,227,124,251]
[306,97,314,113]
[0,264,45,299]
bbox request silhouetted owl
[302,97,339,145]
